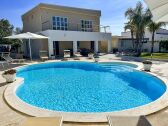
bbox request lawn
[140,53,168,60]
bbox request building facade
[22,3,112,58]
[113,28,168,53]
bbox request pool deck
[1,54,168,126]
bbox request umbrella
[4,32,48,60]
[144,0,168,22]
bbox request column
[48,38,54,58]
[73,41,77,55]
[108,40,112,53]
[94,40,99,53]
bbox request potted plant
[94,54,99,62]
[2,69,17,83]
[142,60,152,71]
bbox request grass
[140,53,168,60]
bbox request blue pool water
[16,62,166,112]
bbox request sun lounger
[14,53,26,63]
[108,115,152,126]
[39,50,49,61]
[1,52,25,63]
[0,61,8,68]
[13,59,26,63]
[1,52,13,63]
[21,117,63,126]
[74,52,81,60]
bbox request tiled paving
[0,55,168,126]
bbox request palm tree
[147,21,166,53]
[0,19,13,44]
[124,21,136,49]
[125,2,152,56]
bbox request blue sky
[0,0,146,35]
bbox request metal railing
[42,21,111,33]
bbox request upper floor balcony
[42,21,111,33]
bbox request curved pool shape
[16,62,166,113]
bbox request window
[121,41,124,47]
[52,16,68,30]
[81,20,93,32]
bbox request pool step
[99,64,133,72]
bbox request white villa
[22,3,112,59]
[112,28,168,53]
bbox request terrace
[1,1,168,126]
[0,54,168,126]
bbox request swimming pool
[16,62,166,113]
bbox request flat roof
[22,3,101,18]
[119,38,149,41]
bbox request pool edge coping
[3,60,168,122]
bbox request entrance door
[53,41,59,56]
[91,41,94,51]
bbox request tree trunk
[131,30,134,49]
[151,31,155,54]
[135,33,139,53]
[159,42,161,53]
[137,33,144,56]
[137,39,142,56]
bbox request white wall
[118,40,160,52]
[40,30,112,57]
[120,28,168,52]
[121,32,132,38]
[122,28,168,41]
[144,29,168,41]
[142,42,160,52]
[41,30,112,41]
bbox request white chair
[1,52,13,64]
[64,50,71,58]
[39,50,49,61]
[0,52,11,68]
[0,61,8,68]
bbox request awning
[144,0,168,22]
[4,32,48,60]
[4,32,48,39]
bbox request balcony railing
[42,21,111,33]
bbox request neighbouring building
[112,28,168,52]
[22,3,112,58]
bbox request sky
[0,0,146,35]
